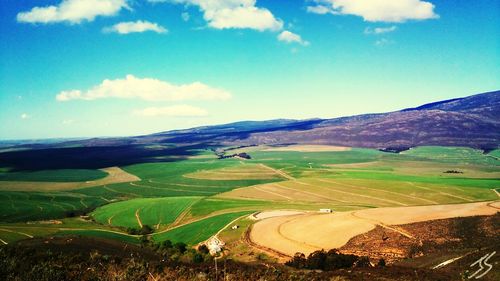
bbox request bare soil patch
[249,201,500,259]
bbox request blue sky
[1,0,499,139]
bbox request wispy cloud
[56,75,231,102]
[133,105,208,117]
[181,12,190,22]
[17,0,129,24]
[364,26,397,35]
[103,20,167,34]
[20,113,30,119]
[307,0,439,23]
[277,30,309,46]
[375,38,394,47]
[149,0,283,31]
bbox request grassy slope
[152,211,252,245]
[91,197,201,229]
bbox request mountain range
[140,90,500,151]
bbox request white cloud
[375,38,394,47]
[149,0,283,31]
[20,113,30,119]
[307,5,336,15]
[103,20,167,34]
[62,119,74,125]
[181,12,190,21]
[307,0,439,22]
[364,25,397,34]
[17,0,129,24]
[133,105,208,117]
[277,31,309,46]
[56,75,231,102]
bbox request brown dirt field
[0,167,140,191]
[353,201,500,225]
[264,145,351,152]
[251,210,305,220]
[249,201,500,258]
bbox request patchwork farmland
[0,145,499,264]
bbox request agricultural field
[151,211,252,245]
[91,197,201,230]
[0,144,498,257]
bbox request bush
[198,244,209,255]
[285,249,367,271]
[160,240,173,249]
[174,242,187,254]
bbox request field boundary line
[148,179,221,188]
[350,212,414,239]
[79,198,88,208]
[135,209,143,228]
[320,179,438,205]
[214,213,251,238]
[0,228,34,238]
[492,188,500,198]
[312,179,407,206]
[169,198,202,228]
[276,215,327,250]
[253,185,293,200]
[274,182,348,203]
[244,224,291,260]
[258,164,295,180]
[154,211,254,236]
[0,238,7,245]
[107,215,115,225]
[408,182,473,202]
[103,185,140,198]
[133,181,215,194]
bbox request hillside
[1,90,498,171]
[151,90,500,151]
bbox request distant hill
[143,90,500,151]
[2,90,499,157]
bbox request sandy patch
[249,201,499,257]
[264,145,351,152]
[251,210,305,220]
[353,200,500,225]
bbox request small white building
[206,236,225,255]
[231,225,239,230]
[319,208,333,213]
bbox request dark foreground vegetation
[285,249,374,271]
[1,236,462,281]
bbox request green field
[151,211,252,245]
[91,197,201,229]
[0,145,498,247]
